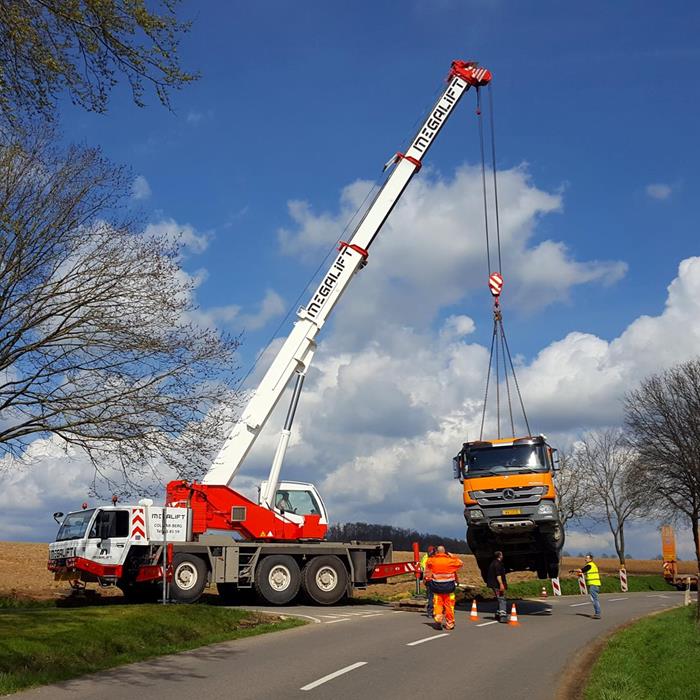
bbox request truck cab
[453,435,564,581]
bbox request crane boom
[203,60,492,487]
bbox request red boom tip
[450,60,492,87]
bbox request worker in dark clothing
[486,550,508,622]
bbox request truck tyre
[254,555,301,605]
[118,581,161,603]
[171,553,208,603]
[301,555,348,605]
[216,582,238,603]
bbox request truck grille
[472,486,544,506]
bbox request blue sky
[3,1,700,557]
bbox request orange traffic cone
[540,586,548,598]
[508,603,520,626]
[470,599,479,621]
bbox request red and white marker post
[619,567,628,592]
[551,577,562,596]
[578,573,588,595]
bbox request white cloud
[186,110,204,124]
[278,165,626,341]
[143,218,209,255]
[646,183,672,200]
[192,289,285,332]
[131,175,152,200]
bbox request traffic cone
[470,599,479,621]
[508,603,520,626]
[540,586,548,598]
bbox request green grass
[0,604,305,695]
[503,574,672,599]
[585,606,700,700]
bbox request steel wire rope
[232,79,446,395]
[499,317,515,436]
[479,323,497,440]
[488,86,503,275]
[501,325,532,436]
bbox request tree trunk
[692,512,700,624]
[618,526,626,568]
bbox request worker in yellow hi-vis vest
[419,545,436,617]
[575,554,602,619]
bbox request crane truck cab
[453,434,564,582]
[260,480,329,524]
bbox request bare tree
[625,358,700,621]
[0,126,239,494]
[573,428,645,567]
[0,0,198,121]
[554,450,594,530]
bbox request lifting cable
[476,84,531,440]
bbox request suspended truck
[48,59,493,605]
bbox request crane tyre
[216,582,238,603]
[301,555,348,605]
[254,555,301,605]
[171,553,208,603]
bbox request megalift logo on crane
[411,77,466,154]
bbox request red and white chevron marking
[578,573,588,595]
[488,272,503,297]
[551,577,562,596]
[131,508,146,540]
[619,568,628,592]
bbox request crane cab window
[275,489,321,516]
[89,510,130,539]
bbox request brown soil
[1,542,696,601]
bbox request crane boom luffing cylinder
[200,60,492,497]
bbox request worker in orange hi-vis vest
[424,545,464,630]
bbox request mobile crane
[48,59,492,605]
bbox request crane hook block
[488,272,504,297]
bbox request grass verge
[584,606,700,700]
[0,604,305,695]
[504,574,672,599]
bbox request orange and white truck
[453,434,564,581]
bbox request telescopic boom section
[202,60,491,487]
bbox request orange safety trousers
[433,591,456,627]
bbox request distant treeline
[326,522,470,554]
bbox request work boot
[445,622,455,631]
[592,614,601,619]
[434,614,444,629]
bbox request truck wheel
[254,555,301,605]
[118,582,161,603]
[301,555,348,605]
[216,582,238,603]
[171,553,208,603]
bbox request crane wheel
[170,553,208,603]
[254,555,301,605]
[301,555,348,605]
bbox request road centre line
[608,597,629,602]
[361,613,384,618]
[569,602,590,607]
[324,618,351,624]
[300,662,368,691]
[406,633,450,646]
[476,621,498,627]
[647,594,670,598]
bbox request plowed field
[1,541,696,601]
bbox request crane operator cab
[260,480,329,527]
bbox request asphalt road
[16,591,690,700]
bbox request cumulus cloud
[279,165,626,341]
[131,175,152,200]
[193,289,285,332]
[143,217,209,255]
[645,183,672,200]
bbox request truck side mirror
[452,457,464,483]
[52,512,64,524]
[551,448,561,471]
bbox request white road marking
[570,602,590,607]
[319,614,345,619]
[324,618,351,624]
[406,633,450,646]
[647,594,670,599]
[264,612,322,624]
[361,613,384,618]
[608,597,629,602]
[476,621,498,627]
[300,662,367,691]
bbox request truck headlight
[469,509,484,520]
[537,502,554,515]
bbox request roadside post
[412,542,421,596]
[162,505,168,604]
[685,578,692,606]
[619,567,628,592]
[551,577,562,596]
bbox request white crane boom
[203,61,492,487]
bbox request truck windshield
[55,509,95,541]
[466,445,547,474]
